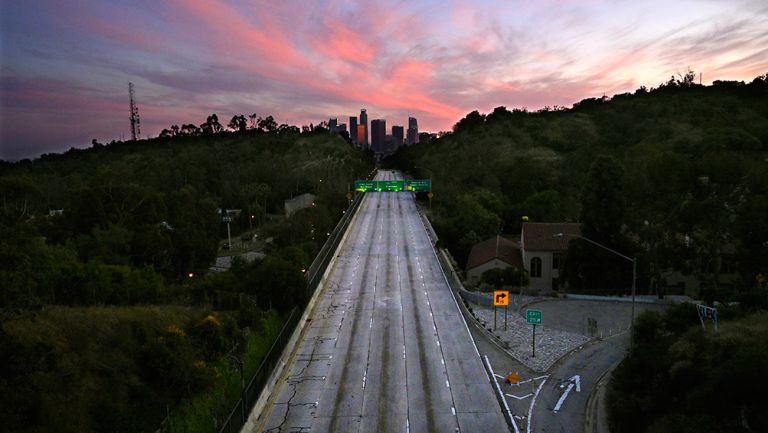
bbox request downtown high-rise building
[359,109,369,148]
[349,116,358,146]
[356,124,366,146]
[370,119,386,154]
[328,117,338,132]
[406,116,419,145]
[391,125,404,147]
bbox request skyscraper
[349,116,358,146]
[359,109,368,148]
[328,117,338,132]
[356,124,366,146]
[370,119,386,154]
[392,125,404,148]
[406,116,419,145]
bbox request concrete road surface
[254,171,508,433]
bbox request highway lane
[255,170,507,433]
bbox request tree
[257,115,277,133]
[180,123,200,136]
[564,155,633,292]
[228,115,247,133]
[200,114,223,135]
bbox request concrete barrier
[241,193,368,433]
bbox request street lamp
[554,232,637,345]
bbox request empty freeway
[254,171,508,432]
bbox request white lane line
[445,380,450,388]
[527,376,548,433]
[451,407,456,416]
[484,355,519,433]
[369,317,373,329]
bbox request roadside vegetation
[608,305,768,433]
[388,72,768,306]
[0,123,373,432]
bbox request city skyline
[2,0,767,160]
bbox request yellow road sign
[427,192,434,199]
[493,290,509,306]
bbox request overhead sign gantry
[354,179,432,192]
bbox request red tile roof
[466,235,523,270]
[521,223,581,251]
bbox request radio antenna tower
[128,82,141,141]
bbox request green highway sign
[406,179,432,192]
[526,309,542,324]
[354,179,432,193]
[354,180,376,192]
[353,180,407,192]
[378,180,405,192]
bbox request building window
[553,253,563,270]
[530,257,542,278]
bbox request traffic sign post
[526,309,542,357]
[494,290,509,331]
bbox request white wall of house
[466,259,512,285]
[523,250,556,291]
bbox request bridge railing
[216,191,365,433]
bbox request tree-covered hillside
[0,125,373,433]
[389,73,768,303]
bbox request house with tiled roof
[521,222,581,291]
[465,235,524,285]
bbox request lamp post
[554,232,637,346]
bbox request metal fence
[217,192,364,433]
[218,307,300,433]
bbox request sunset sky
[1,0,767,160]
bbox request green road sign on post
[526,309,541,357]
[526,309,542,324]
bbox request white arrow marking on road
[552,375,581,413]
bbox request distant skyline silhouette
[1,0,767,160]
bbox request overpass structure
[254,170,507,432]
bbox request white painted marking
[506,393,533,400]
[451,406,456,416]
[494,373,506,379]
[369,318,373,329]
[485,355,519,433]
[446,380,450,388]
[553,383,573,413]
[553,375,581,413]
[527,376,548,433]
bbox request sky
[1,0,767,160]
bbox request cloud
[2,0,768,159]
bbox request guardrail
[216,191,365,433]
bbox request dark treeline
[0,120,373,432]
[608,306,768,433]
[388,72,768,306]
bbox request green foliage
[479,266,529,289]
[608,306,768,433]
[0,306,282,433]
[386,74,768,302]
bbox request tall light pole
[554,232,637,346]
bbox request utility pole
[128,82,140,141]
